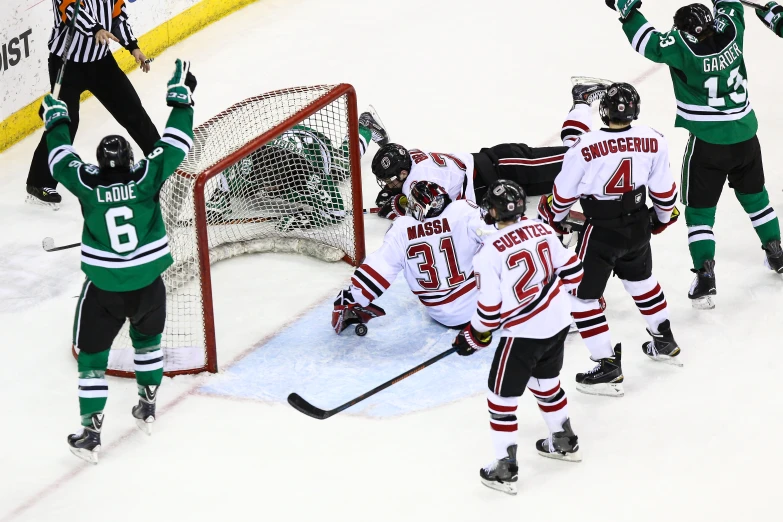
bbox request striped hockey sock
[736,188,781,246]
[487,391,518,460]
[685,206,716,270]
[570,295,614,360]
[130,327,163,394]
[621,276,669,334]
[527,377,569,435]
[77,350,110,427]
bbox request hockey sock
[621,276,669,334]
[487,391,518,460]
[527,377,569,435]
[561,104,591,147]
[685,205,716,270]
[570,295,613,359]
[77,349,110,427]
[130,326,163,395]
[735,188,781,246]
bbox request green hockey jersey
[48,106,194,292]
[621,1,757,145]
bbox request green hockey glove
[41,94,70,131]
[606,0,642,19]
[166,59,198,108]
[756,2,783,37]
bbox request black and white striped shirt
[48,0,138,63]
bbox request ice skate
[358,105,390,146]
[275,211,314,232]
[132,385,158,435]
[536,418,582,462]
[570,78,611,107]
[575,344,624,397]
[763,240,783,275]
[26,185,61,210]
[479,445,518,496]
[688,259,716,310]
[67,413,103,464]
[642,320,682,367]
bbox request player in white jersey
[370,140,567,220]
[540,82,682,397]
[452,180,584,496]
[331,181,485,335]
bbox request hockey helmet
[97,135,134,172]
[674,3,715,39]
[371,143,412,188]
[481,180,526,225]
[408,181,451,221]
[599,83,641,126]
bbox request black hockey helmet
[480,180,526,225]
[599,83,641,126]
[97,135,134,172]
[408,181,451,221]
[674,3,715,39]
[371,143,412,188]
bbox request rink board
[199,278,498,417]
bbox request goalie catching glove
[166,59,198,108]
[331,289,386,335]
[649,206,680,235]
[453,325,492,356]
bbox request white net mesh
[106,85,361,375]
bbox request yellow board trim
[0,0,258,153]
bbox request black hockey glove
[756,2,783,37]
[606,0,642,19]
[453,325,492,356]
[378,193,407,221]
[331,289,386,335]
[649,206,680,235]
[375,186,401,207]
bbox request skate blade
[576,381,624,397]
[480,478,518,496]
[25,195,60,211]
[70,445,100,465]
[646,353,684,367]
[367,105,388,136]
[571,76,616,86]
[537,448,582,463]
[136,417,154,436]
[690,295,715,310]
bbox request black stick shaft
[739,0,766,9]
[289,346,458,419]
[53,0,82,99]
[47,243,81,252]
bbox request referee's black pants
[27,53,160,189]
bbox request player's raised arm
[43,95,94,200]
[754,1,783,36]
[608,0,686,68]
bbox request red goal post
[79,84,366,378]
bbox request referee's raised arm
[26,0,161,209]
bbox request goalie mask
[371,143,412,188]
[481,180,526,225]
[408,181,451,221]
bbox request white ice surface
[1,0,783,520]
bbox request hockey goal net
[99,84,365,377]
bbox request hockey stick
[739,0,766,9]
[42,237,80,252]
[288,346,459,419]
[52,0,82,99]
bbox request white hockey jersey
[470,219,583,339]
[402,149,476,203]
[349,200,486,327]
[551,124,678,223]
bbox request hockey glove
[378,193,408,221]
[375,186,402,208]
[453,325,492,356]
[41,94,70,131]
[606,0,642,19]
[649,206,680,235]
[756,2,783,37]
[167,59,198,108]
[331,289,386,334]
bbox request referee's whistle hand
[95,29,120,46]
[132,49,151,73]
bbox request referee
[26,0,160,207]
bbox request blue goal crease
[199,278,497,417]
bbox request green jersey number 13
[704,67,747,108]
[105,206,139,253]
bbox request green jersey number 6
[105,206,139,253]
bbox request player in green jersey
[608,0,783,310]
[755,1,783,36]
[205,110,388,230]
[43,59,197,464]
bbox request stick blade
[287,393,330,420]
[42,237,55,251]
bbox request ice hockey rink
[1,0,782,520]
